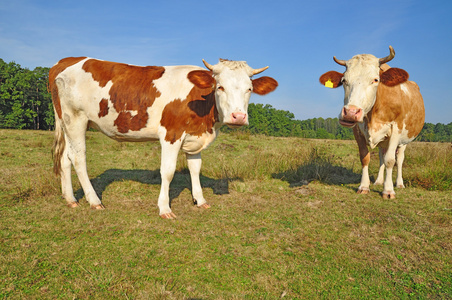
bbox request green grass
[0,129,451,299]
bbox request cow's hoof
[382,192,396,199]
[357,188,370,194]
[198,203,211,209]
[67,202,80,208]
[397,184,405,189]
[160,212,177,219]
[90,204,105,210]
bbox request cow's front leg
[186,153,210,209]
[158,140,182,219]
[382,133,400,199]
[353,126,370,194]
[374,147,385,185]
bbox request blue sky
[1,0,451,124]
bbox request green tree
[0,59,53,129]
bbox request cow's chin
[339,119,357,128]
[225,123,246,129]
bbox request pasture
[0,129,450,299]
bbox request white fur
[342,55,381,119]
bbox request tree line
[0,59,451,142]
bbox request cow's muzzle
[226,112,247,127]
[339,105,363,127]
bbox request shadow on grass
[75,168,233,204]
[272,149,365,188]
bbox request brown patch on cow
[82,59,165,133]
[380,68,409,87]
[161,86,217,144]
[98,98,109,118]
[319,71,343,88]
[399,81,425,138]
[49,57,87,119]
[370,80,424,139]
[252,76,278,95]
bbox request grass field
[0,129,451,299]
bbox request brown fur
[98,98,109,118]
[49,57,87,119]
[82,59,165,133]
[319,71,343,88]
[380,68,409,87]
[252,76,279,95]
[161,86,217,143]
[187,70,215,89]
[371,80,424,138]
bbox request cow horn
[251,66,269,75]
[333,56,347,66]
[202,59,214,71]
[379,45,395,65]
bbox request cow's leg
[382,132,400,199]
[63,115,104,209]
[60,137,78,207]
[158,140,182,219]
[353,126,370,194]
[395,144,407,188]
[374,147,385,185]
[54,117,78,207]
[186,153,210,209]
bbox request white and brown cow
[319,46,425,199]
[50,57,278,218]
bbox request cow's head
[319,46,409,127]
[188,59,278,127]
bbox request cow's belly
[87,108,161,142]
[362,121,415,149]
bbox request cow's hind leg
[61,139,79,207]
[63,114,104,209]
[186,153,210,209]
[54,117,78,207]
[395,144,407,188]
[158,140,182,219]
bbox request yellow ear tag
[325,79,334,88]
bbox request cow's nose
[231,112,247,125]
[342,106,363,122]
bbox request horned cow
[50,58,278,218]
[319,46,425,198]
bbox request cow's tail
[52,114,65,176]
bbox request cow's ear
[188,70,215,89]
[380,68,409,87]
[319,71,343,88]
[252,76,278,95]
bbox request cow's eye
[217,86,224,91]
[373,78,379,83]
[341,78,347,85]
